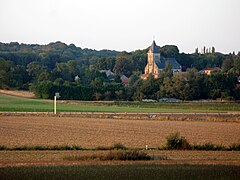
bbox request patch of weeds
[151,152,168,160]
[64,155,99,161]
[95,143,128,150]
[101,150,151,161]
[51,145,83,150]
[0,145,7,150]
[95,146,112,150]
[64,150,151,161]
[193,143,226,151]
[229,143,240,151]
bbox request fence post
[54,96,57,114]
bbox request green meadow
[0,95,240,113]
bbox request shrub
[166,133,191,150]
[112,143,128,150]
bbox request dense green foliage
[1,164,240,179]
[1,41,240,100]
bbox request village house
[200,67,221,75]
[141,41,182,79]
[100,69,129,85]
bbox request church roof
[155,57,181,69]
[149,40,160,53]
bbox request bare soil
[0,90,34,98]
[0,116,239,148]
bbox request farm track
[0,150,240,167]
[1,111,240,117]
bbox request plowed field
[0,116,239,148]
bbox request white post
[54,95,57,114]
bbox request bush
[166,133,191,150]
[112,143,128,150]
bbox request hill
[0,41,239,101]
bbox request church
[141,41,182,79]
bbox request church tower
[144,40,161,78]
[141,40,182,80]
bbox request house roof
[100,69,115,77]
[202,67,221,71]
[120,75,129,84]
[155,57,181,69]
[149,40,160,53]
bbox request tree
[92,57,115,70]
[159,77,174,98]
[233,56,240,75]
[38,70,51,82]
[141,75,159,99]
[115,90,125,100]
[113,58,131,76]
[0,60,13,89]
[128,74,140,87]
[34,81,54,99]
[195,48,199,54]
[10,65,30,89]
[164,61,173,78]
[172,74,186,99]
[212,47,215,53]
[160,45,179,58]
[27,61,46,81]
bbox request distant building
[201,67,221,75]
[74,75,80,81]
[100,69,115,81]
[141,41,181,79]
[120,75,129,85]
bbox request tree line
[0,41,240,101]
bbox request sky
[0,0,240,53]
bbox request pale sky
[0,0,240,53]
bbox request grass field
[1,164,240,179]
[1,94,240,113]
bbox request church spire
[150,40,160,53]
